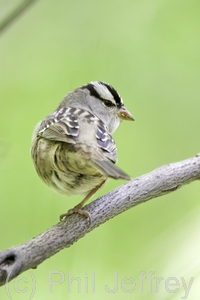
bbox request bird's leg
[60,180,106,222]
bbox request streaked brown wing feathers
[96,122,117,163]
[37,107,79,143]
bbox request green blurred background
[1,0,200,299]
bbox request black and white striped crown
[81,81,123,108]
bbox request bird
[31,81,134,222]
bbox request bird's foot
[60,205,91,223]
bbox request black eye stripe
[81,81,123,108]
[99,82,122,107]
[81,83,100,99]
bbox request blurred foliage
[0,0,200,299]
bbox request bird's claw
[60,207,91,224]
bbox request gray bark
[0,153,200,286]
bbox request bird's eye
[103,100,115,108]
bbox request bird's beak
[118,106,135,121]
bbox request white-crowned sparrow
[31,81,134,221]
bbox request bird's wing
[91,156,130,180]
[91,121,130,180]
[37,107,130,180]
[37,107,80,144]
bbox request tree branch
[0,153,200,286]
[0,0,39,34]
